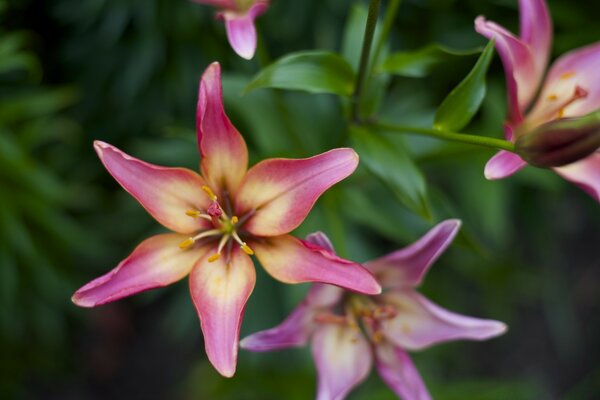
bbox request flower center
[178,185,254,262]
[544,85,588,120]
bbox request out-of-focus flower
[192,0,269,59]
[72,62,380,378]
[241,221,507,400]
[476,0,600,201]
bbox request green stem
[371,0,401,69]
[351,0,381,122]
[371,121,516,152]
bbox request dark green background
[1,0,599,398]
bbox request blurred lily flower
[72,62,380,378]
[241,221,507,400]
[193,0,269,59]
[476,0,600,201]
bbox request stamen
[179,229,221,250]
[556,85,588,119]
[231,216,239,224]
[208,253,221,262]
[231,231,254,255]
[547,94,558,101]
[201,185,217,201]
[185,210,212,221]
[207,235,230,263]
[241,243,254,255]
[179,237,195,249]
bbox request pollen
[179,237,195,249]
[241,243,254,255]
[560,71,575,80]
[208,253,221,263]
[547,94,558,101]
[186,209,201,218]
[201,185,217,201]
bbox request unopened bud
[515,111,600,167]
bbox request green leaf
[350,125,430,219]
[379,44,482,78]
[245,51,355,96]
[433,39,495,132]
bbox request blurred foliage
[0,0,599,399]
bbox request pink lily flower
[240,220,507,400]
[71,62,381,378]
[475,0,600,201]
[192,0,269,60]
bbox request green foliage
[434,39,495,132]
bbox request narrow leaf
[245,51,355,96]
[433,39,495,132]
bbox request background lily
[192,0,269,59]
[240,220,507,400]
[72,62,380,378]
[475,0,600,201]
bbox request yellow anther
[560,71,575,80]
[231,216,239,224]
[372,331,384,343]
[179,237,195,249]
[241,243,254,255]
[201,185,217,201]
[547,94,558,101]
[186,210,201,218]
[557,108,565,118]
[208,253,221,263]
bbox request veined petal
[380,290,507,351]
[374,343,431,400]
[365,220,461,289]
[484,150,527,180]
[94,141,211,234]
[554,152,600,202]
[240,303,315,351]
[528,42,600,123]
[312,324,372,400]
[252,235,381,295]
[223,3,268,60]
[519,0,551,78]
[72,234,204,307]
[236,149,359,237]
[189,247,256,378]
[475,17,538,122]
[197,63,248,193]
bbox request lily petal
[72,234,204,307]
[529,42,600,122]
[306,283,345,308]
[365,220,461,289]
[312,324,372,400]
[555,152,600,202]
[197,63,248,193]
[222,3,268,60]
[236,149,359,237]
[240,303,315,351]
[374,343,431,400]
[252,235,381,295]
[484,150,527,180]
[305,231,336,253]
[189,247,256,378]
[381,290,507,351]
[475,17,537,122]
[94,141,211,234]
[518,0,552,80]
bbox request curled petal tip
[71,292,96,308]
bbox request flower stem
[351,0,381,122]
[371,121,516,152]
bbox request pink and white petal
[251,235,381,295]
[554,152,600,202]
[374,343,431,400]
[222,3,268,60]
[380,290,507,351]
[475,17,538,121]
[312,324,373,400]
[306,283,345,308]
[72,234,205,307]
[189,247,256,378]
[529,42,600,122]
[484,150,527,180]
[365,220,461,289]
[197,63,248,193]
[240,303,316,351]
[518,0,551,75]
[94,141,211,234]
[235,149,359,237]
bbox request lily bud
[515,111,600,167]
